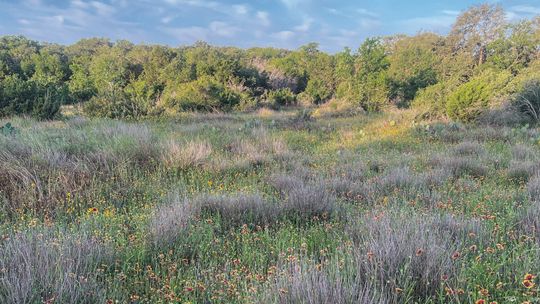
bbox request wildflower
[522,279,535,289]
[451,251,461,260]
[441,274,449,281]
[475,299,485,304]
[524,273,536,281]
[395,287,403,293]
[479,288,489,297]
[469,245,478,252]
[416,248,424,256]
[496,243,505,250]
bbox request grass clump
[0,228,111,303]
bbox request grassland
[1,108,540,303]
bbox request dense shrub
[446,78,492,122]
[0,75,63,120]
[162,76,242,112]
[83,91,145,119]
[262,88,296,108]
[446,70,511,122]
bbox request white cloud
[18,19,31,25]
[161,16,175,24]
[161,25,208,43]
[294,17,313,32]
[256,11,271,27]
[510,5,540,15]
[280,0,307,9]
[357,8,378,18]
[233,4,248,15]
[359,18,381,30]
[209,21,240,37]
[442,10,460,16]
[272,30,295,40]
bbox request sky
[0,0,539,52]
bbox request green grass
[1,109,540,303]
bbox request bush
[446,78,492,122]
[0,75,63,120]
[162,76,242,112]
[263,88,296,108]
[83,91,143,119]
[514,80,540,123]
[446,69,512,122]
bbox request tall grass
[0,228,111,303]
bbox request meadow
[1,107,540,304]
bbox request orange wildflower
[523,279,535,289]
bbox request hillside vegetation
[0,4,539,123]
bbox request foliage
[0,75,63,119]
[262,88,296,108]
[0,3,538,120]
[161,76,242,112]
[514,80,540,123]
[446,69,512,122]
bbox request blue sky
[0,0,539,52]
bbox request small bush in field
[260,258,387,304]
[269,174,338,221]
[430,155,487,178]
[197,193,279,229]
[507,161,540,182]
[148,193,197,248]
[162,139,213,170]
[0,229,111,303]
[263,88,296,108]
[347,211,482,301]
[512,144,538,161]
[451,141,485,156]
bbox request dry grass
[347,211,482,301]
[261,258,387,304]
[161,139,213,170]
[0,229,111,303]
[196,193,279,230]
[148,193,197,248]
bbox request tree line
[0,4,539,121]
